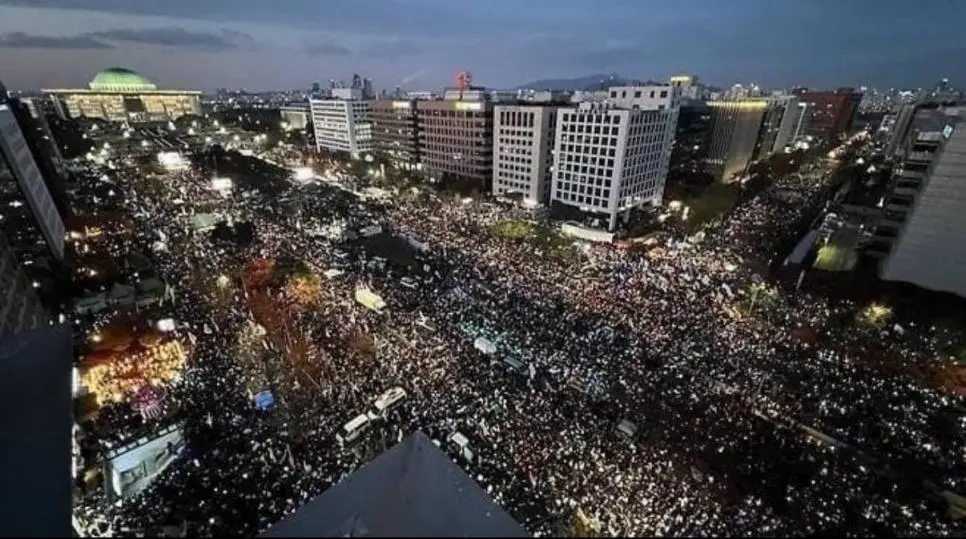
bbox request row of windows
[560,143,618,157]
[562,154,615,167]
[561,124,620,136]
[554,190,609,209]
[498,110,535,128]
[610,89,669,99]
[560,113,621,124]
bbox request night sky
[0,0,962,92]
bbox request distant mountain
[516,73,638,91]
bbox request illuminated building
[705,99,769,182]
[280,104,311,130]
[416,73,494,188]
[371,99,420,168]
[0,100,65,261]
[309,89,373,158]
[492,104,559,204]
[551,86,679,230]
[43,67,201,123]
[667,74,705,100]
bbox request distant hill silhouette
[516,73,640,91]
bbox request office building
[309,92,373,158]
[705,99,769,182]
[754,96,802,159]
[878,107,966,297]
[0,101,65,261]
[0,232,48,339]
[4,95,70,219]
[794,88,860,142]
[667,99,712,187]
[772,96,807,152]
[551,86,679,231]
[492,104,558,204]
[416,91,494,188]
[371,99,421,169]
[362,78,374,100]
[43,67,201,123]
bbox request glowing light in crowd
[293,167,314,181]
[211,177,234,191]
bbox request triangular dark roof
[0,325,74,537]
[261,431,529,538]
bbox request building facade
[550,91,679,231]
[794,88,860,142]
[667,74,704,100]
[371,100,421,169]
[492,105,558,204]
[43,68,201,123]
[309,96,373,157]
[0,232,48,340]
[416,97,494,188]
[771,96,804,153]
[705,99,768,182]
[0,103,65,261]
[878,107,966,297]
[667,99,712,187]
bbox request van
[336,413,377,446]
[373,387,407,415]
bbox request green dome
[89,67,157,92]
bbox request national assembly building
[42,67,201,123]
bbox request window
[610,91,617,98]
[634,91,642,98]
[660,90,668,98]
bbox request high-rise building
[371,99,420,169]
[416,91,494,188]
[311,81,322,95]
[793,88,860,142]
[705,99,769,182]
[492,104,558,204]
[551,86,679,231]
[667,99,712,187]
[885,103,917,158]
[43,67,201,123]
[309,90,373,158]
[0,101,65,261]
[351,74,363,90]
[0,232,48,340]
[877,107,966,297]
[362,78,374,100]
[4,96,70,220]
[771,96,805,152]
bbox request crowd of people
[72,141,966,537]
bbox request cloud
[357,38,425,59]
[304,41,351,57]
[88,27,253,51]
[0,31,113,49]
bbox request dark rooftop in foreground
[0,325,74,538]
[261,431,529,538]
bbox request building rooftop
[89,67,157,92]
[0,325,74,538]
[261,431,529,538]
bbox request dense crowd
[73,143,965,537]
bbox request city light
[293,167,314,181]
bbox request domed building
[43,67,200,123]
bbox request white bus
[336,412,377,446]
[372,387,407,416]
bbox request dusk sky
[0,0,962,92]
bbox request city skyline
[0,0,964,92]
